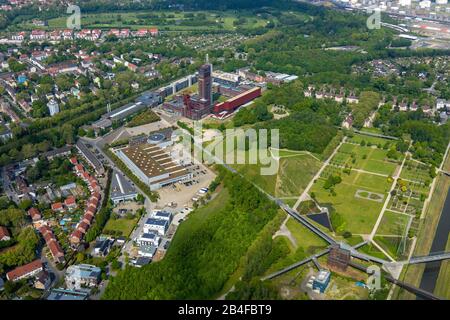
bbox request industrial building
[163,61,213,120]
[93,91,161,130]
[115,143,192,191]
[110,170,138,204]
[213,87,262,114]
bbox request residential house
[6,260,44,282]
[0,226,11,241]
[28,207,42,221]
[51,202,64,212]
[65,264,101,290]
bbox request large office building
[115,143,192,191]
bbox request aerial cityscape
[0,0,449,306]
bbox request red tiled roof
[6,260,43,281]
[85,208,96,216]
[83,214,94,224]
[70,229,83,243]
[78,221,89,232]
[28,207,41,220]
[91,192,101,200]
[48,240,64,258]
[70,157,78,165]
[64,196,76,206]
[51,202,64,211]
[0,226,10,239]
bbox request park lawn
[358,242,389,261]
[373,235,406,260]
[360,127,383,135]
[104,217,138,237]
[347,133,394,147]
[126,109,160,127]
[340,143,399,176]
[276,154,322,197]
[375,210,410,236]
[311,169,391,234]
[43,10,270,31]
[285,217,328,255]
[276,149,312,157]
[332,143,399,176]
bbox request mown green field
[347,133,395,147]
[311,169,392,234]
[104,217,138,237]
[375,210,410,236]
[20,10,272,31]
[331,142,399,176]
[230,151,322,198]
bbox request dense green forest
[233,81,343,154]
[103,169,278,299]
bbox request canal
[418,185,450,297]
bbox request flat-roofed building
[137,231,161,247]
[143,218,169,236]
[47,288,89,300]
[115,143,192,191]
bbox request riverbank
[393,151,450,299]
[434,235,450,298]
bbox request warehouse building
[115,143,192,191]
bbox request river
[418,186,450,297]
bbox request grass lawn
[375,210,410,236]
[347,133,395,147]
[331,143,399,176]
[276,154,322,197]
[360,127,383,135]
[373,235,408,260]
[104,217,138,237]
[358,243,389,261]
[21,10,272,31]
[126,109,160,127]
[285,217,328,255]
[311,169,392,234]
[227,148,322,198]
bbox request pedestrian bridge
[389,251,450,266]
